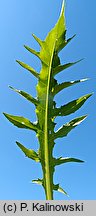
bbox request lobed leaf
[4,0,92,200]
[16,141,40,162]
[3,113,38,131]
[9,86,38,106]
[16,60,39,78]
[52,78,89,96]
[53,93,92,117]
[54,115,87,139]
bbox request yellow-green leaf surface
[52,78,89,96]
[3,113,38,131]
[53,60,82,76]
[54,157,84,166]
[54,116,87,139]
[9,86,38,106]
[16,141,39,162]
[31,2,67,200]
[16,60,39,78]
[53,93,92,117]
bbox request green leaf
[54,115,87,139]
[53,59,82,76]
[53,184,68,196]
[4,0,92,200]
[32,179,43,185]
[16,60,39,78]
[54,157,84,166]
[16,141,40,162]
[3,113,38,131]
[35,1,68,199]
[53,93,92,117]
[52,78,89,96]
[9,86,38,106]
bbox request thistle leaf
[52,78,89,96]
[53,59,82,76]
[9,86,38,106]
[54,115,87,139]
[16,141,40,162]
[54,157,84,166]
[16,60,39,78]
[53,93,92,117]
[53,184,68,196]
[3,113,38,131]
[4,1,92,200]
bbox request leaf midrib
[44,37,57,199]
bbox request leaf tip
[16,141,19,145]
[8,85,13,90]
[88,92,94,97]
[32,33,34,37]
[78,58,85,63]
[24,45,27,49]
[3,112,7,117]
[78,159,85,163]
[16,59,20,64]
[61,0,64,9]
